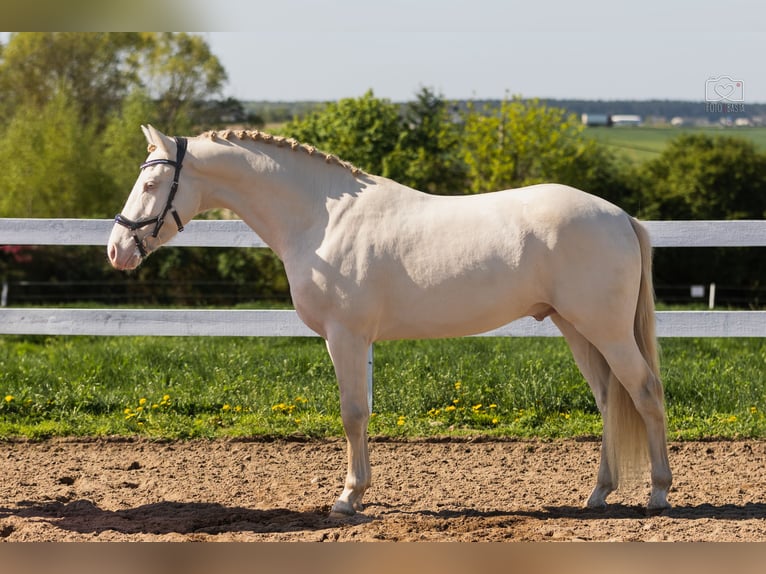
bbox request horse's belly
[374,280,535,340]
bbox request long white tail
[604,218,664,486]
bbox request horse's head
[108,125,199,270]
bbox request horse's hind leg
[594,337,672,511]
[551,314,614,508]
[324,325,371,516]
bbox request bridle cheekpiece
[114,136,188,258]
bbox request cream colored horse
[108,125,672,515]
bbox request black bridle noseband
[114,136,188,258]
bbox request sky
[3,0,764,103]
[199,0,766,103]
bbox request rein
[114,137,188,258]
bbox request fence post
[1,279,7,307]
[367,345,374,414]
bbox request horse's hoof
[586,482,614,510]
[586,499,607,511]
[586,489,610,510]
[647,490,671,513]
[647,500,671,515]
[329,500,355,518]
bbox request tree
[0,90,108,218]
[0,32,291,306]
[0,32,227,134]
[282,90,402,175]
[101,89,163,201]
[637,134,766,294]
[459,97,631,206]
[637,134,766,220]
[136,32,227,133]
[0,32,141,127]
[283,88,470,194]
[0,32,229,218]
[383,87,467,195]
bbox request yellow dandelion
[445,405,456,412]
[138,398,147,406]
[397,416,405,426]
[454,381,462,390]
[492,418,499,425]
[222,404,231,412]
[271,402,295,414]
[4,395,13,403]
[472,404,482,411]
[489,404,497,409]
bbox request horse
[108,125,672,515]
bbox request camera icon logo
[705,76,745,102]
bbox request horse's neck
[195,140,334,258]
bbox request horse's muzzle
[107,239,142,271]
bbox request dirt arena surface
[0,437,764,542]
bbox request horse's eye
[143,180,157,193]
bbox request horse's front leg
[324,327,371,516]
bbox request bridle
[114,136,188,258]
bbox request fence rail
[1,218,765,340]
[0,308,764,338]
[3,218,766,248]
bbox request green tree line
[1,33,764,307]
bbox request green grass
[1,335,764,440]
[585,126,766,163]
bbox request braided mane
[202,129,365,176]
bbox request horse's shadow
[2,499,764,537]
[533,502,766,521]
[0,499,370,537]
[371,502,766,522]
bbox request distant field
[585,126,766,163]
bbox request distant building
[581,113,642,127]
[581,113,611,126]
[610,114,642,126]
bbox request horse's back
[379,183,636,337]
[295,180,640,341]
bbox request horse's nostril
[108,243,117,264]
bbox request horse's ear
[141,124,173,154]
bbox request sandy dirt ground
[0,437,764,542]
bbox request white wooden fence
[1,218,765,340]
[2,218,764,411]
